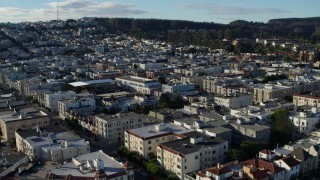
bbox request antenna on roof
[56,5,60,21]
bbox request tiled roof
[207,166,232,175]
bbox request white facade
[157,136,228,180]
[214,94,252,109]
[94,113,144,143]
[48,150,134,180]
[289,108,320,136]
[15,126,90,162]
[44,91,76,112]
[116,76,161,94]
[125,123,193,159]
[274,156,300,180]
[58,97,96,119]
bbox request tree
[158,76,167,84]
[171,94,184,109]
[158,93,171,109]
[117,146,128,157]
[240,141,267,159]
[270,109,294,147]
[168,174,180,180]
[284,96,293,102]
[133,64,138,69]
[227,149,247,162]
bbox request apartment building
[214,94,252,109]
[231,106,273,125]
[0,108,50,142]
[125,123,193,159]
[157,132,228,180]
[94,113,144,144]
[162,83,198,96]
[289,108,320,137]
[229,122,271,145]
[116,76,161,94]
[253,84,292,103]
[43,91,76,112]
[48,150,134,180]
[203,78,250,96]
[15,125,90,162]
[293,92,320,108]
[148,108,183,122]
[58,97,96,120]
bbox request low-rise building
[289,108,320,137]
[253,84,292,103]
[48,150,134,180]
[125,123,193,159]
[15,125,90,162]
[157,132,228,180]
[293,92,320,108]
[93,113,144,144]
[214,94,252,109]
[44,91,76,112]
[58,97,96,120]
[116,76,161,94]
[0,108,50,142]
[229,122,271,145]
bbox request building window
[148,147,151,150]
[195,156,198,159]
[148,141,151,144]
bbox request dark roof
[16,125,67,138]
[160,137,226,156]
[291,148,311,161]
[281,156,300,167]
[250,169,269,180]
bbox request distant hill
[94,17,320,48]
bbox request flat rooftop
[160,135,226,155]
[0,108,48,123]
[127,123,194,139]
[69,79,113,87]
[49,150,126,178]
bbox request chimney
[217,163,220,169]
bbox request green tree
[158,76,167,84]
[227,149,247,161]
[168,174,180,180]
[158,93,171,109]
[270,109,294,147]
[117,146,128,157]
[171,94,185,109]
[240,141,267,158]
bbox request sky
[0,0,318,24]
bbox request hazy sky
[0,0,318,23]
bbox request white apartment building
[58,97,96,120]
[94,113,144,144]
[214,94,252,109]
[157,132,228,180]
[162,83,198,96]
[0,108,50,142]
[293,93,320,108]
[15,125,90,162]
[231,106,273,125]
[289,108,320,137]
[44,91,76,112]
[48,150,134,180]
[116,76,161,94]
[274,156,300,180]
[125,123,193,159]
